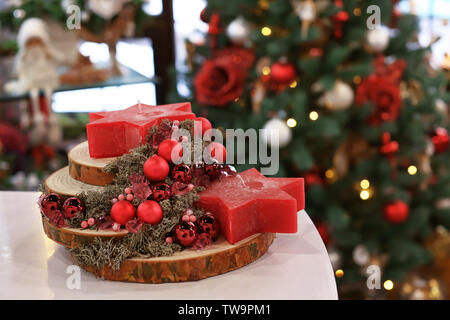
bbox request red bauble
[383,201,409,224]
[270,62,296,84]
[173,221,199,247]
[39,193,62,217]
[158,139,183,163]
[137,200,163,225]
[152,182,172,201]
[110,200,136,225]
[205,142,227,164]
[315,221,331,245]
[143,155,169,181]
[196,117,212,135]
[205,163,221,179]
[171,164,192,183]
[432,128,449,154]
[198,213,220,241]
[200,8,209,23]
[62,197,85,219]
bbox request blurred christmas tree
[169,0,450,294]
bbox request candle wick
[138,100,142,113]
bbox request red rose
[194,47,254,107]
[355,74,402,125]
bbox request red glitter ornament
[432,128,449,154]
[173,221,199,247]
[158,139,183,163]
[62,197,85,219]
[198,213,220,241]
[270,62,296,85]
[137,200,163,225]
[172,164,192,183]
[143,155,170,181]
[110,200,136,225]
[383,201,409,223]
[205,163,221,179]
[39,193,62,217]
[152,182,172,201]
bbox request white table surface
[0,191,338,300]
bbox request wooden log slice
[42,216,128,248]
[45,166,105,197]
[68,141,116,186]
[73,232,275,283]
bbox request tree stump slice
[68,141,116,186]
[73,232,275,283]
[42,216,128,248]
[45,166,105,197]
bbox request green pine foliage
[169,0,450,284]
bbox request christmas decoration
[315,221,331,245]
[398,272,445,300]
[137,200,163,225]
[173,221,199,247]
[110,200,135,225]
[62,197,85,219]
[318,80,354,111]
[291,0,317,39]
[352,245,370,266]
[195,117,212,135]
[198,213,220,241]
[158,139,183,163]
[87,102,194,158]
[331,0,349,39]
[383,201,409,224]
[171,164,192,184]
[39,193,62,217]
[261,118,292,148]
[151,182,172,201]
[205,142,227,164]
[431,128,449,154]
[143,155,170,182]
[364,26,390,53]
[88,0,129,20]
[270,61,297,86]
[226,16,251,45]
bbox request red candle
[87,102,195,158]
[198,168,304,244]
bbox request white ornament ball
[261,118,292,148]
[352,244,370,266]
[328,248,341,269]
[364,26,390,53]
[226,16,251,45]
[319,80,354,111]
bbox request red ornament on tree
[431,128,449,153]
[198,213,220,241]
[158,139,183,163]
[62,197,85,219]
[151,182,172,201]
[173,221,199,247]
[39,193,62,217]
[315,221,331,245]
[380,132,399,157]
[205,142,227,164]
[172,164,192,183]
[143,155,170,181]
[137,200,163,225]
[270,62,296,85]
[110,200,136,225]
[383,201,409,223]
[195,117,212,135]
[332,0,349,39]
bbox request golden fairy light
[289,80,298,88]
[286,118,297,128]
[262,66,271,75]
[384,280,394,291]
[353,75,361,85]
[360,190,370,200]
[309,111,319,121]
[325,169,336,179]
[261,26,272,36]
[353,8,362,16]
[335,269,344,278]
[360,179,370,189]
[408,165,418,175]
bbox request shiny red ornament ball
[143,155,169,181]
[198,213,220,241]
[205,142,227,164]
[196,117,212,135]
[62,197,85,219]
[172,164,192,183]
[157,139,183,163]
[137,200,163,225]
[383,201,409,224]
[110,200,136,225]
[270,62,296,84]
[151,182,172,201]
[432,128,449,154]
[40,193,62,217]
[173,221,199,247]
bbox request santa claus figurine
[5,18,63,146]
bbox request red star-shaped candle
[87,102,195,158]
[198,168,305,244]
